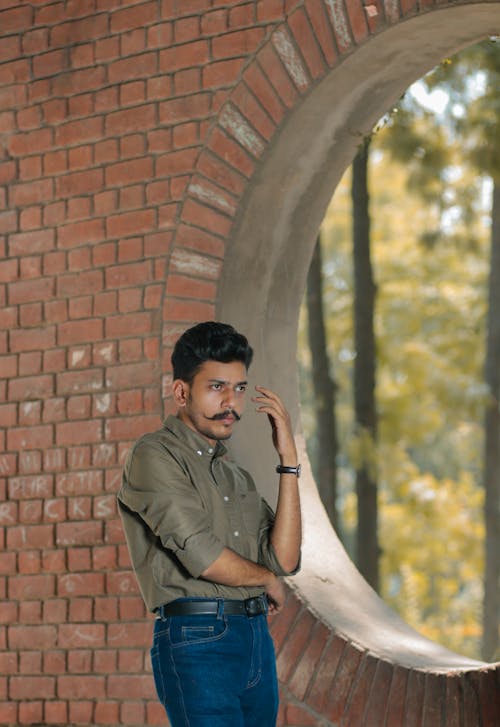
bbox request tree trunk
[352,139,380,593]
[482,178,500,662]
[306,235,340,532]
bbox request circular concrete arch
[217,4,500,671]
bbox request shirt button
[196,450,202,456]
[223,496,229,502]
[234,530,239,537]
[208,447,214,454]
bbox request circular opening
[217,5,498,668]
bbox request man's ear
[172,378,189,407]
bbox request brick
[57,270,103,297]
[107,674,156,700]
[56,470,103,496]
[324,0,352,53]
[44,701,68,725]
[257,43,299,108]
[106,209,156,238]
[159,92,211,125]
[208,127,254,178]
[7,424,53,450]
[105,260,153,288]
[0,211,17,237]
[105,157,153,187]
[288,621,330,700]
[9,278,54,305]
[56,419,102,446]
[8,624,57,650]
[105,414,160,441]
[18,548,41,573]
[50,13,108,47]
[232,83,276,141]
[203,58,246,88]
[110,0,158,32]
[156,148,198,176]
[402,669,425,727]
[0,702,17,724]
[68,701,93,725]
[10,676,55,700]
[468,668,500,727]
[109,52,157,84]
[56,168,103,198]
[400,0,419,15]
[58,572,105,597]
[8,572,55,599]
[306,633,345,713]
[6,521,54,549]
[105,104,155,135]
[8,473,53,500]
[345,0,369,43]
[10,178,53,207]
[422,672,446,727]
[58,674,106,699]
[341,652,379,724]
[212,28,265,60]
[159,40,209,72]
[242,62,285,126]
[284,703,317,725]
[106,362,157,390]
[0,58,30,85]
[10,326,56,353]
[94,700,119,723]
[57,623,105,648]
[106,571,142,598]
[55,519,103,547]
[0,5,34,34]
[58,318,103,345]
[32,49,67,78]
[288,8,326,80]
[166,275,216,300]
[277,609,316,683]
[173,67,202,95]
[52,65,106,97]
[54,116,101,150]
[18,448,43,474]
[181,198,232,236]
[0,306,17,329]
[178,221,225,259]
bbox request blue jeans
[151,600,279,726]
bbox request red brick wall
[1,1,499,725]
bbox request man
[118,321,301,726]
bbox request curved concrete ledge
[215,4,500,722]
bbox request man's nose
[221,390,235,408]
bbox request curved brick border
[1,2,499,725]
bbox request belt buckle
[244,596,264,617]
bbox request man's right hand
[265,575,286,615]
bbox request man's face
[175,360,248,444]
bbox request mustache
[206,409,241,421]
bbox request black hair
[171,321,253,383]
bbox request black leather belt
[157,595,267,619]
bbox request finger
[253,386,284,404]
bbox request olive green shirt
[118,415,297,612]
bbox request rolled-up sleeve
[119,440,224,578]
[257,499,301,577]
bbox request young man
[118,321,301,727]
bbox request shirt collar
[163,414,228,459]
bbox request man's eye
[211,384,222,390]
[236,385,247,393]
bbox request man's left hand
[253,386,297,464]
